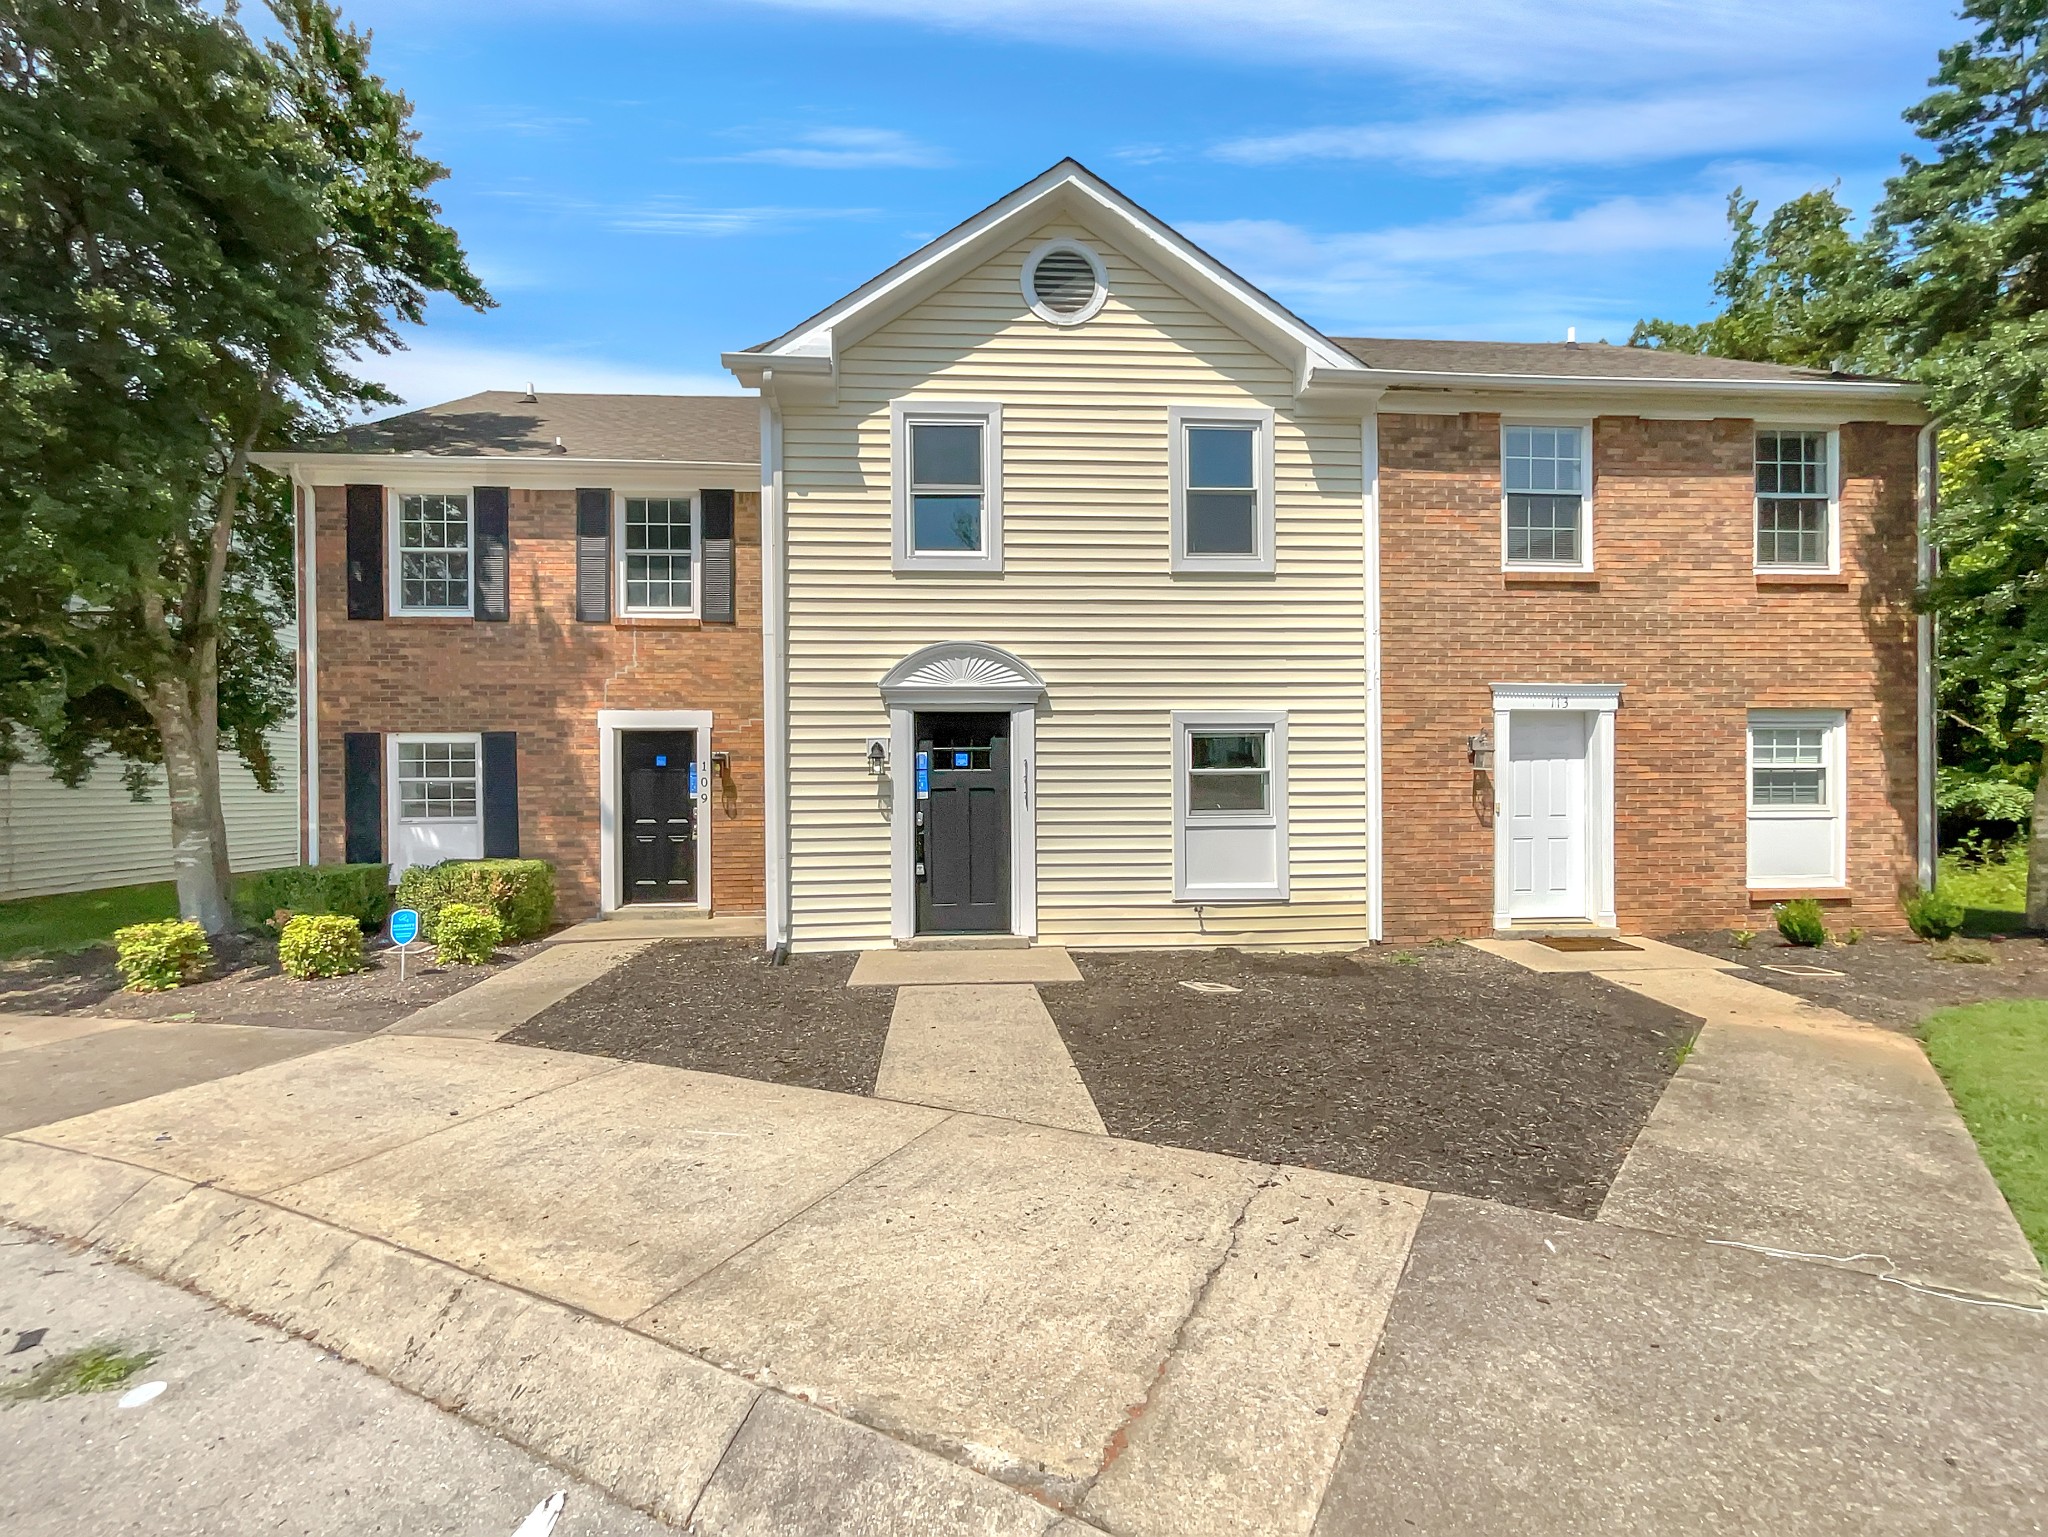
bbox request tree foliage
[0,0,487,927]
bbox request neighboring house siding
[1378,413,1920,938]
[311,486,766,919]
[783,220,1370,950]
[0,726,300,899]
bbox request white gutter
[1363,411,1384,944]
[1917,422,1939,889]
[252,452,757,476]
[758,386,791,952]
[293,471,319,866]
[1312,366,1921,402]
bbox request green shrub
[113,919,210,992]
[433,902,503,965]
[235,863,390,933]
[1774,899,1829,947]
[1903,885,1965,942]
[1729,928,1756,950]
[278,914,364,979]
[395,859,554,941]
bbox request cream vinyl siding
[783,222,1369,949]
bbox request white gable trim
[723,160,1368,398]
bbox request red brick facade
[1379,414,1921,939]
[310,485,764,920]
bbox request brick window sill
[381,615,474,626]
[1755,571,1850,589]
[1748,887,1854,902]
[613,615,703,630]
[1503,570,1600,591]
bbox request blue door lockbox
[688,761,699,795]
[915,752,930,799]
[953,751,970,767]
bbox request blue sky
[335,0,1964,408]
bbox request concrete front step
[896,934,1032,952]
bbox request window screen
[1751,725,1827,807]
[1756,431,1830,567]
[623,496,694,611]
[1183,424,1258,557]
[909,421,985,553]
[397,739,479,821]
[1504,426,1585,564]
[1188,729,1270,815]
[396,493,471,610]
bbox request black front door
[621,731,698,904]
[916,712,1010,934]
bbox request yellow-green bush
[278,914,364,979]
[432,902,502,965]
[113,919,210,992]
[1773,898,1829,947]
[395,859,554,941]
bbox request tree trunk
[2028,744,2048,933]
[151,683,234,934]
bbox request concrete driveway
[0,937,2042,1536]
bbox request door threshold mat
[1534,936,1642,953]
[1760,963,1846,978]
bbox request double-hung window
[1173,711,1289,901]
[1755,429,1837,570]
[892,400,1002,572]
[388,732,483,874]
[1746,711,1846,887]
[619,495,698,615]
[1170,405,1275,573]
[393,492,472,614]
[1502,424,1590,569]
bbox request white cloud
[1217,89,1878,171]
[354,339,743,414]
[722,126,951,169]
[606,197,877,235]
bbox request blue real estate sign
[388,908,421,947]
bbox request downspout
[1916,422,1939,890]
[758,383,791,952]
[295,470,320,867]
[1362,408,1384,943]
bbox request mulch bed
[1668,929,2048,1029]
[0,932,543,1034]
[504,940,894,1096]
[1043,944,1696,1218]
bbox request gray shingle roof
[328,391,758,463]
[1331,337,1892,385]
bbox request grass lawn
[0,882,186,960]
[1923,999,2048,1266]
[1938,847,2027,936]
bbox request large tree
[1877,0,2048,924]
[0,0,487,930]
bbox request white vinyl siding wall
[781,222,1369,949]
[0,726,300,898]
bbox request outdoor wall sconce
[864,736,890,774]
[1466,731,1494,773]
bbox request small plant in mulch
[1842,926,1867,945]
[113,919,211,992]
[432,902,503,966]
[1903,885,1965,942]
[1729,928,1757,949]
[1773,899,1830,948]
[278,914,364,980]
[1932,939,1995,965]
[2,1341,158,1403]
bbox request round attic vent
[1023,240,1107,326]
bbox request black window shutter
[345,485,384,620]
[575,489,611,622]
[481,732,520,857]
[701,489,735,624]
[473,486,510,621]
[343,733,383,863]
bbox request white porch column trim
[1489,683,1622,931]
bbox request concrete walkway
[1476,938,2044,1303]
[875,983,1107,1134]
[385,938,652,1041]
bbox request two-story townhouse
[726,161,1930,951]
[257,392,766,920]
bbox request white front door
[1505,711,1589,920]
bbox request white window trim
[1746,708,1848,888]
[1169,404,1277,575]
[387,731,483,868]
[614,491,702,618]
[1500,420,1595,573]
[1021,237,1108,327]
[1753,426,1842,574]
[1172,709,1289,903]
[891,399,1004,574]
[388,488,477,617]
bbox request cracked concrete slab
[387,938,654,1040]
[1598,963,1869,1029]
[272,1064,949,1319]
[1599,1006,2043,1303]
[1463,936,1742,974]
[0,1019,350,1136]
[849,948,1083,987]
[1314,1196,2048,1537]
[639,1114,1266,1501]
[1082,1170,1428,1537]
[18,1034,617,1194]
[875,984,1106,1134]
[0,1014,134,1053]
